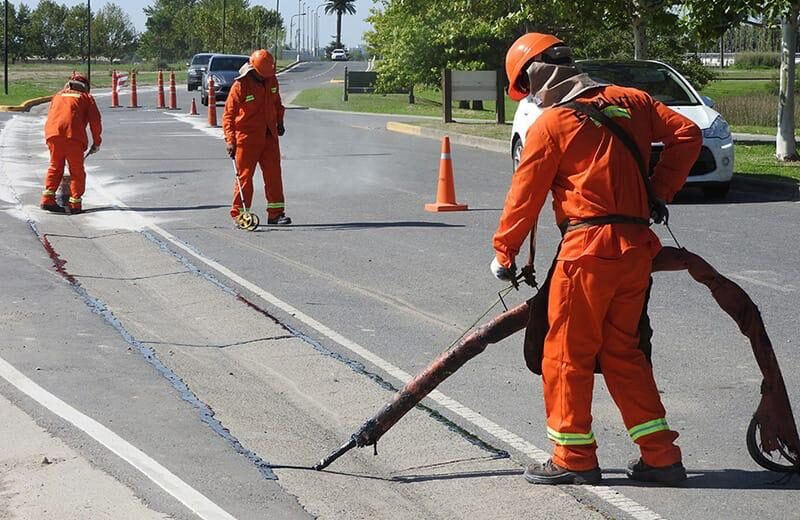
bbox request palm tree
[324,0,356,49]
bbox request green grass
[292,85,519,121]
[0,62,190,106]
[735,144,800,181]
[700,79,769,99]
[413,120,513,141]
[731,125,774,135]
[714,68,776,80]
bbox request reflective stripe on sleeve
[628,418,670,441]
[547,426,596,445]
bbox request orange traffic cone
[425,136,468,212]
[156,70,166,108]
[207,76,217,127]
[168,70,178,109]
[110,70,120,108]
[189,97,198,115]
[129,70,139,108]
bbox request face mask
[526,61,606,108]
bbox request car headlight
[703,115,731,140]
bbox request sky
[55,0,377,48]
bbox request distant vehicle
[187,53,213,91]
[330,49,348,61]
[510,59,734,200]
[200,54,250,106]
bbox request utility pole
[273,0,280,58]
[4,0,9,95]
[86,0,91,83]
[222,0,226,53]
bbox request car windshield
[209,56,249,71]
[575,61,700,106]
[191,54,212,66]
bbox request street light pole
[314,3,324,57]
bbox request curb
[0,95,52,113]
[386,121,508,154]
[732,174,800,200]
[387,121,799,198]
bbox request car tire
[512,136,523,172]
[702,183,730,200]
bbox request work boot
[626,458,687,485]
[267,213,291,225]
[523,459,602,485]
[40,203,66,213]
[68,204,82,215]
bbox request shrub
[715,94,800,126]
[734,52,781,69]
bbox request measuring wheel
[746,416,800,472]
[235,212,259,231]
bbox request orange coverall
[493,85,701,471]
[41,88,102,211]
[223,73,286,219]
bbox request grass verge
[735,144,800,181]
[292,85,519,121]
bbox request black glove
[226,142,236,158]
[650,198,669,225]
[277,122,286,137]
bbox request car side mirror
[186,62,190,67]
[701,95,715,109]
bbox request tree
[29,0,69,61]
[685,0,799,160]
[93,3,137,63]
[64,4,88,60]
[324,0,356,49]
[13,3,32,62]
[140,0,199,63]
[248,5,282,51]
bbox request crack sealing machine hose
[312,246,800,475]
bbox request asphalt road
[1,61,798,520]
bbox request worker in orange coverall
[491,33,701,486]
[223,49,290,226]
[40,72,102,214]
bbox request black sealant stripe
[29,220,278,481]
[139,230,510,461]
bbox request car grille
[650,145,716,177]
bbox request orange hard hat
[505,33,564,101]
[250,49,276,77]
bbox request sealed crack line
[139,228,510,462]
[27,221,278,481]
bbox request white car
[510,59,734,200]
[330,49,348,61]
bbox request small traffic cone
[189,97,198,115]
[168,70,178,109]
[156,70,165,108]
[425,136,468,212]
[207,76,217,127]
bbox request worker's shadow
[672,181,798,204]
[601,467,800,490]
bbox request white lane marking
[0,356,237,520]
[85,179,666,520]
[303,63,337,80]
[1,113,665,520]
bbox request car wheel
[703,183,730,200]
[512,136,523,172]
